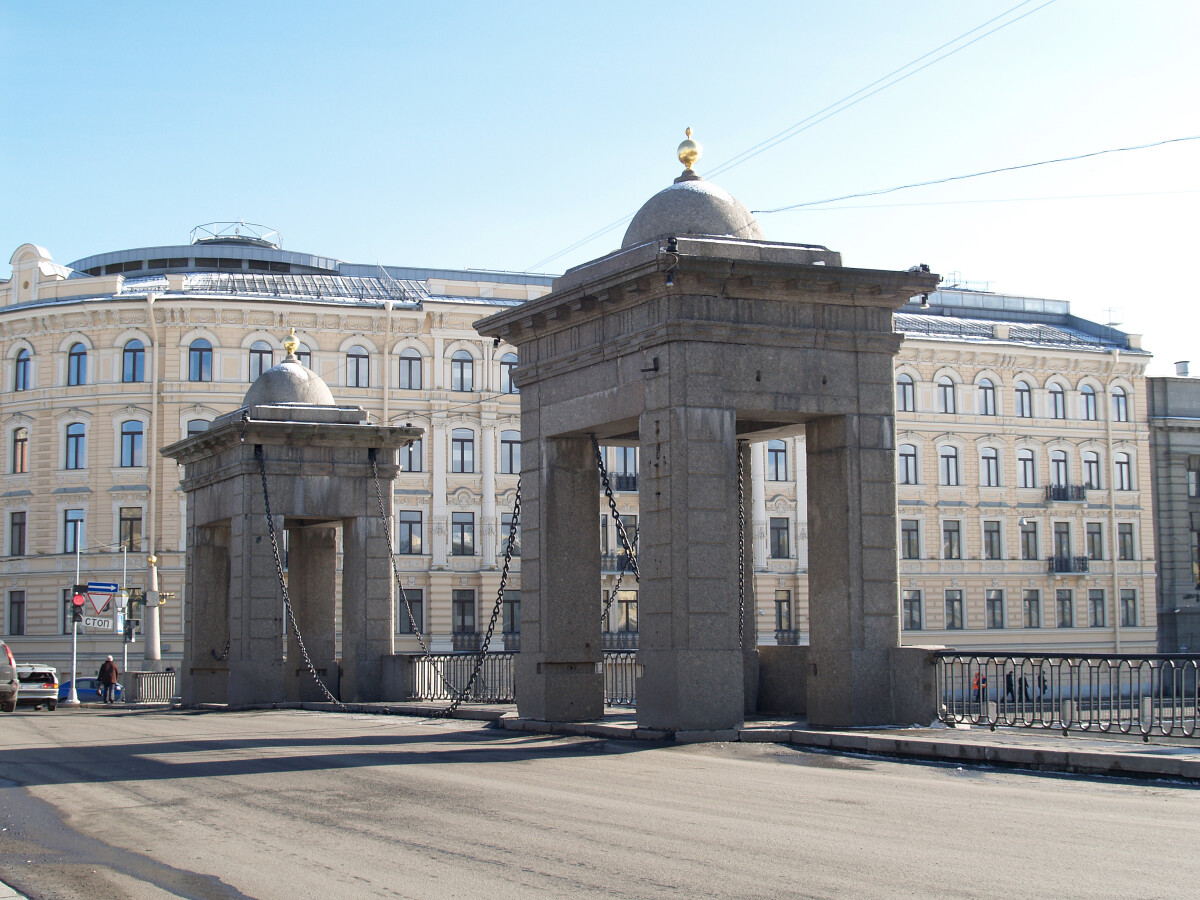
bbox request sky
[1,0,1196,375]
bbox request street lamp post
[64,520,82,707]
[143,554,162,671]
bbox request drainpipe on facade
[143,292,163,669]
[382,299,392,427]
[1106,347,1121,652]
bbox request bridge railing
[123,670,178,704]
[936,652,1200,737]
[408,651,640,706]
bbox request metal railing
[936,652,1200,737]
[600,552,636,572]
[603,631,638,650]
[1045,484,1087,502]
[407,651,640,707]
[122,670,178,703]
[1048,555,1090,574]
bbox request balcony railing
[600,552,636,573]
[1048,555,1089,574]
[1045,484,1087,502]
[407,650,640,706]
[603,631,638,650]
[936,652,1200,738]
[774,630,804,646]
[609,473,638,492]
[451,632,483,652]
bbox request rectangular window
[942,521,961,559]
[398,354,421,390]
[1088,589,1106,627]
[1053,522,1071,560]
[902,590,922,631]
[451,512,474,556]
[119,507,142,552]
[939,449,960,486]
[599,515,608,554]
[9,511,26,557]
[397,511,422,554]
[769,517,789,559]
[1023,589,1041,628]
[981,451,999,487]
[400,438,422,473]
[1120,589,1137,627]
[397,589,423,634]
[616,590,638,633]
[986,589,1004,629]
[944,590,963,630]
[451,431,475,473]
[1056,589,1073,628]
[502,591,521,635]
[767,442,788,481]
[900,519,920,560]
[774,590,792,632]
[982,520,1002,560]
[501,512,520,557]
[1189,468,1199,498]
[500,434,521,474]
[64,509,84,553]
[7,590,25,635]
[1086,523,1103,561]
[452,590,475,633]
[1020,520,1038,560]
[1117,522,1135,560]
[899,446,918,485]
[1018,453,1036,488]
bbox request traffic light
[71,586,86,623]
[124,618,141,643]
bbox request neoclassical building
[0,228,1158,678]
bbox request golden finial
[677,127,701,172]
[283,328,298,360]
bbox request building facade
[1,232,1158,681]
[1148,370,1200,652]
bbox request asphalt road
[1,708,1197,900]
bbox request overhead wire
[777,188,1200,211]
[753,135,1200,213]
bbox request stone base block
[184,667,228,705]
[227,659,286,705]
[806,645,941,728]
[637,648,744,732]
[756,644,809,715]
[381,654,414,701]
[515,654,604,722]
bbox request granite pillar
[285,524,338,701]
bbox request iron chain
[738,440,746,649]
[594,435,639,626]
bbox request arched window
[1051,450,1068,486]
[347,346,369,387]
[11,427,28,474]
[1112,387,1129,422]
[938,446,960,486]
[189,340,212,382]
[500,430,520,474]
[120,420,144,467]
[1080,384,1097,421]
[65,422,86,469]
[122,340,145,383]
[67,343,87,386]
[398,349,422,390]
[401,437,422,473]
[767,440,788,481]
[451,428,475,473]
[1114,452,1132,491]
[896,374,915,412]
[186,419,209,437]
[295,343,312,369]
[980,448,1000,487]
[1014,380,1032,418]
[1082,451,1100,489]
[978,379,996,416]
[898,444,918,485]
[1049,384,1066,419]
[451,350,474,392]
[1017,449,1036,488]
[249,341,273,380]
[14,349,30,391]
[937,377,956,414]
[500,353,519,394]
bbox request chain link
[255,444,346,709]
[738,440,746,650]
[594,436,640,626]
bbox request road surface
[1,708,1197,899]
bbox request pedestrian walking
[1037,672,1048,697]
[98,655,119,704]
[1005,672,1015,702]
[1019,675,1031,701]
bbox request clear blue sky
[2,1,1196,375]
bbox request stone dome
[621,177,764,248]
[242,357,335,408]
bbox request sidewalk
[194,699,1200,783]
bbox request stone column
[183,522,230,704]
[804,412,901,726]
[285,524,338,701]
[341,514,394,701]
[637,406,744,733]
[752,442,768,569]
[794,435,809,571]
[515,434,603,721]
[740,440,759,716]
[481,424,497,565]
[227,510,286,705]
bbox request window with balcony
[1081,384,1097,420]
[610,446,638,492]
[978,379,996,416]
[451,512,475,555]
[123,340,145,382]
[1088,589,1106,627]
[347,346,369,388]
[451,350,474,392]
[67,343,87,386]
[902,590,922,630]
[398,349,422,389]
[397,511,422,554]
[899,444,918,485]
[767,440,788,481]
[944,590,963,630]
[14,349,30,391]
[938,447,959,486]
[249,341,272,380]
[1023,589,1041,628]
[775,590,792,632]
[769,517,790,559]
[189,339,213,382]
[986,589,1004,628]
[983,520,1002,559]
[1053,521,1071,559]
[1050,450,1068,487]
[65,423,86,470]
[1056,589,1074,627]
[120,421,144,467]
[942,520,961,559]
[500,430,520,475]
[397,588,423,634]
[1049,384,1066,419]
[980,448,1000,487]
[451,429,475,473]
[937,377,956,413]
[896,374,915,412]
[1112,387,1128,422]
[1014,380,1032,418]
[11,427,28,474]
[900,519,920,559]
[500,353,518,394]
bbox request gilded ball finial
[677,127,701,172]
[283,328,298,360]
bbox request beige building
[0,230,1157,681]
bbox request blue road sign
[87,581,120,593]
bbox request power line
[788,188,1200,210]
[754,135,1200,213]
[525,1,1055,272]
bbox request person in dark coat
[98,656,119,704]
